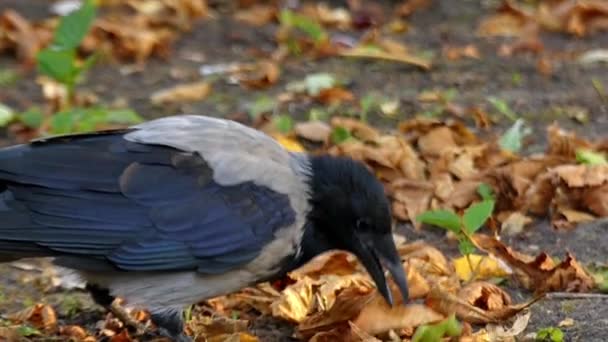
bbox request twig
[545,292,608,300]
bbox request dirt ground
[1,0,608,341]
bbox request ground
[0,0,607,341]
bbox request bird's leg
[150,308,191,342]
[85,284,147,335]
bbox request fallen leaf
[453,254,511,282]
[354,297,444,336]
[418,126,457,157]
[315,87,355,105]
[500,211,533,236]
[339,45,431,70]
[474,234,595,293]
[236,60,280,89]
[234,5,277,27]
[271,277,316,322]
[485,311,531,341]
[9,304,58,333]
[426,285,539,324]
[187,315,250,340]
[290,251,359,280]
[551,164,608,188]
[273,134,305,152]
[294,120,332,143]
[330,117,381,143]
[150,81,211,105]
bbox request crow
[0,115,408,341]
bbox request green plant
[536,327,564,342]
[36,0,97,105]
[279,10,328,45]
[412,314,462,342]
[417,183,495,273]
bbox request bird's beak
[352,234,409,306]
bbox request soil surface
[1,0,608,341]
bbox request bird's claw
[109,300,148,335]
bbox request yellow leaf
[273,134,305,152]
[453,254,510,281]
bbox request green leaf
[487,96,517,121]
[0,68,19,87]
[412,314,462,342]
[305,73,336,96]
[249,96,276,119]
[477,183,494,201]
[416,210,461,233]
[105,108,143,124]
[273,114,294,134]
[279,10,327,43]
[499,118,531,153]
[50,109,82,134]
[20,107,44,128]
[308,108,329,121]
[458,240,476,256]
[36,49,76,84]
[536,327,564,342]
[0,103,15,127]
[53,0,97,50]
[330,126,352,144]
[463,200,494,234]
[17,326,41,337]
[576,149,607,165]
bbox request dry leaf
[295,121,332,143]
[338,45,431,70]
[426,285,539,324]
[187,315,249,340]
[552,164,608,188]
[500,211,533,236]
[236,60,280,89]
[418,126,458,157]
[9,303,58,333]
[453,254,511,282]
[355,297,444,335]
[290,251,360,280]
[485,311,531,341]
[475,234,595,293]
[150,81,211,104]
[271,277,316,322]
[316,87,355,105]
[234,5,277,27]
[331,117,381,143]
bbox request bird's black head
[304,155,409,305]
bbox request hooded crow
[0,115,408,340]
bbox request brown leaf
[331,117,381,143]
[271,277,316,322]
[354,297,444,335]
[582,183,608,216]
[443,44,481,60]
[0,10,47,66]
[150,81,211,104]
[418,126,458,157]
[237,60,280,89]
[234,5,277,27]
[426,285,538,324]
[500,211,533,236]
[309,322,381,342]
[316,87,355,105]
[389,179,433,226]
[9,303,58,333]
[295,120,332,143]
[298,287,375,339]
[475,234,595,293]
[290,251,360,280]
[187,315,249,340]
[547,123,593,158]
[60,325,90,340]
[551,164,608,188]
[110,329,132,342]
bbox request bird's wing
[0,116,310,274]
